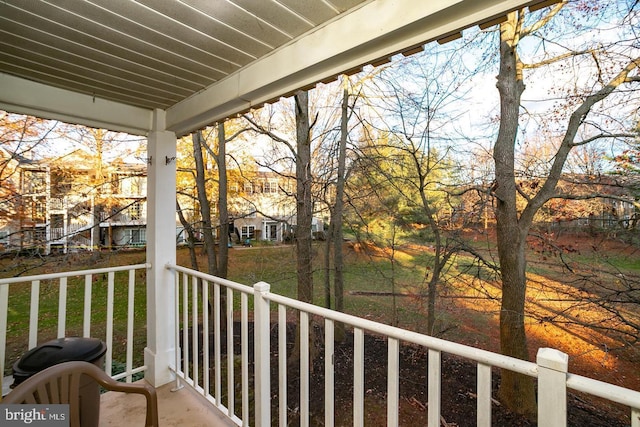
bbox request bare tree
[332,83,349,322]
[492,2,639,415]
[355,49,473,335]
[243,92,317,304]
[192,130,218,276]
[216,122,230,278]
[294,90,315,305]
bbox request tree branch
[520,1,567,38]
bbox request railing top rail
[166,263,256,295]
[567,374,640,409]
[264,291,537,376]
[0,263,151,285]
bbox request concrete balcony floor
[100,381,236,427]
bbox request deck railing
[0,264,150,386]
[169,264,251,426]
[168,264,640,427]
[2,264,639,426]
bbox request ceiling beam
[0,73,152,135]
[166,0,545,136]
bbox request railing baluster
[631,407,639,427]
[105,272,114,376]
[0,284,8,386]
[29,280,40,348]
[241,292,249,427]
[477,363,492,427]
[354,327,364,427]
[57,277,67,338]
[254,282,271,427]
[173,270,182,388]
[83,275,92,337]
[325,318,334,427]
[301,311,309,427]
[387,337,399,427]
[428,349,441,427]
[214,282,221,406]
[182,272,189,380]
[192,275,199,389]
[227,287,234,417]
[125,270,135,382]
[202,280,210,399]
[279,304,287,427]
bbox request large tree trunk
[290,90,319,369]
[217,123,229,278]
[91,133,104,250]
[491,7,639,417]
[494,12,537,418]
[176,200,199,271]
[295,91,314,304]
[334,87,348,315]
[332,85,349,341]
[419,186,441,335]
[323,218,333,308]
[192,131,218,276]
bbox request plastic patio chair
[2,361,158,427]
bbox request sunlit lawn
[1,244,433,375]
[1,238,638,388]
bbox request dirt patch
[277,231,639,425]
[273,325,631,427]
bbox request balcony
[99,212,146,225]
[1,264,639,426]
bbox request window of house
[34,227,46,243]
[241,225,255,239]
[127,228,146,245]
[264,180,278,194]
[244,182,253,194]
[34,199,46,220]
[23,170,47,194]
[129,201,142,220]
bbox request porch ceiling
[0,0,551,136]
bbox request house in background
[98,163,148,249]
[0,148,51,253]
[448,173,639,233]
[227,170,325,244]
[531,175,639,232]
[3,152,324,252]
[0,148,149,254]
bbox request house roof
[0,0,553,137]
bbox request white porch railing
[168,264,640,427]
[2,264,639,426]
[0,264,150,386]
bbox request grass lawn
[1,234,638,393]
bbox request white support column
[144,109,177,387]
[254,281,271,427]
[537,348,569,427]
